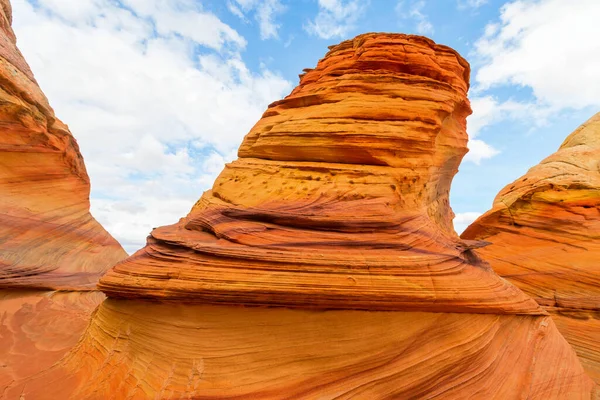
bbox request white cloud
[453,212,482,234]
[13,0,292,253]
[474,0,600,109]
[396,0,434,35]
[229,0,285,39]
[305,0,367,39]
[464,95,559,164]
[468,95,553,137]
[227,2,247,20]
[466,0,600,165]
[463,139,499,165]
[457,0,488,9]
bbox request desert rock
[462,112,600,383]
[0,0,127,291]
[0,0,125,391]
[4,33,593,399]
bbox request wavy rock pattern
[3,301,595,399]
[0,0,127,290]
[0,291,104,389]
[462,113,600,383]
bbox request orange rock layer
[0,0,127,290]
[462,112,600,383]
[3,301,595,399]
[99,33,541,315]
[0,290,105,389]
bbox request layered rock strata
[7,33,597,398]
[0,0,124,391]
[462,113,600,383]
[4,301,595,399]
[99,34,540,314]
[0,0,127,291]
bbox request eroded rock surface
[0,0,127,290]
[0,0,125,394]
[463,113,600,383]
[4,301,594,399]
[3,33,593,399]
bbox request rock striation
[98,34,540,314]
[0,0,126,290]
[5,33,595,399]
[0,0,125,390]
[462,112,600,383]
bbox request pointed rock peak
[99,33,541,315]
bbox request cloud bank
[13,0,292,253]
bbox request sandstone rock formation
[0,0,127,291]
[0,0,125,390]
[462,112,600,383]
[5,33,596,399]
[98,33,540,314]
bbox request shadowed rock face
[0,0,127,290]
[462,112,600,383]
[98,33,541,315]
[0,0,125,389]
[5,33,594,399]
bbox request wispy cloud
[229,0,286,40]
[304,0,367,39]
[396,0,434,35]
[456,0,488,9]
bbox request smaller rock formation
[0,0,126,290]
[463,112,600,383]
[0,0,126,389]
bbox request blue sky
[12,0,600,253]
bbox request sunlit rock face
[0,0,127,290]
[4,32,593,399]
[462,112,600,383]
[98,33,540,314]
[0,0,125,389]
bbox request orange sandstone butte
[6,33,596,399]
[462,112,600,384]
[0,0,126,390]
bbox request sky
[11,0,600,254]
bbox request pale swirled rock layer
[3,301,595,399]
[99,33,541,315]
[0,290,105,389]
[0,0,127,290]
[462,112,600,382]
